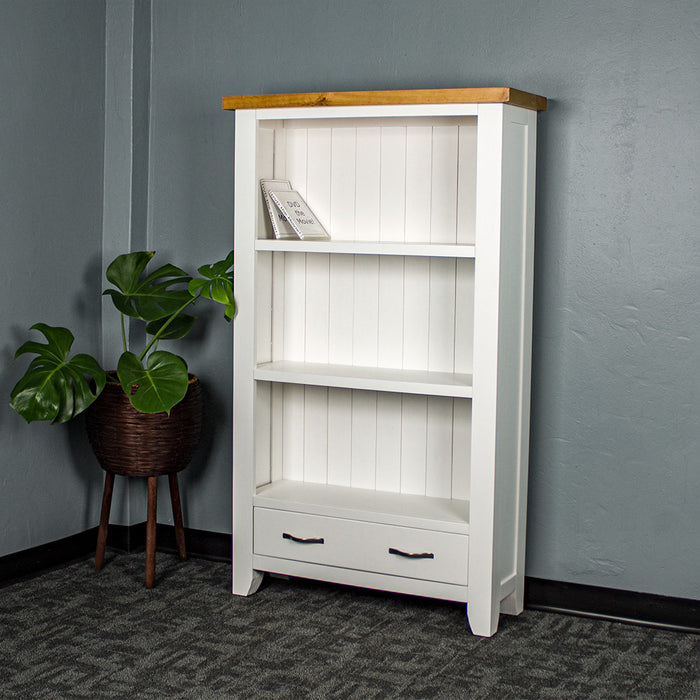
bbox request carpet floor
[0,551,698,699]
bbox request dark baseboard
[0,527,99,586]
[525,576,700,634]
[1,533,697,634]
[0,524,230,587]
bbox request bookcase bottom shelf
[254,480,469,534]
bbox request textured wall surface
[0,1,106,555]
[146,0,700,598]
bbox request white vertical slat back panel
[350,389,377,489]
[254,382,272,487]
[451,398,472,500]
[457,121,478,245]
[400,394,428,495]
[306,127,332,235]
[352,255,379,367]
[428,257,456,373]
[431,125,459,244]
[327,387,352,486]
[374,392,403,492]
[402,257,430,371]
[328,254,355,365]
[257,126,276,239]
[405,126,432,243]
[377,256,405,368]
[281,384,305,481]
[303,385,329,484]
[304,254,330,363]
[330,127,357,240]
[270,383,284,483]
[282,253,306,361]
[355,127,381,241]
[379,127,407,242]
[425,396,454,498]
[271,253,286,361]
[454,259,475,374]
[255,254,273,364]
[284,126,308,198]
[272,126,287,179]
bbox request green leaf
[104,251,193,322]
[117,350,188,414]
[188,251,235,321]
[145,314,196,341]
[10,323,106,423]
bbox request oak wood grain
[222,87,546,111]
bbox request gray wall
[0,0,106,555]
[2,0,699,603]
[147,0,700,600]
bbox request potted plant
[9,250,234,586]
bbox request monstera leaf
[117,350,189,414]
[188,251,235,321]
[103,251,192,322]
[10,323,106,423]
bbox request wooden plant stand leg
[95,471,115,571]
[169,472,187,562]
[146,476,157,589]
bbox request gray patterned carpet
[1,551,698,699]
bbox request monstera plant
[10,250,234,422]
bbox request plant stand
[85,374,203,588]
[94,470,187,588]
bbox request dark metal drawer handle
[283,532,325,545]
[389,547,434,559]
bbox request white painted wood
[254,507,469,585]
[304,254,330,363]
[352,255,379,367]
[326,387,352,487]
[451,399,472,501]
[255,239,476,258]
[330,127,357,240]
[457,121,478,244]
[232,110,260,596]
[430,125,459,243]
[400,393,428,495]
[281,384,305,482]
[252,555,469,603]
[405,125,432,243]
[350,389,377,489]
[303,385,328,484]
[467,102,505,637]
[402,256,431,372]
[254,479,469,532]
[354,126,381,241]
[254,361,473,398]
[374,392,403,492]
[232,95,540,637]
[379,126,407,242]
[425,396,455,499]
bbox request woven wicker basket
[85,373,203,477]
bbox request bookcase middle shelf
[254,239,476,258]
[254,360,473,398]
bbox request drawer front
[254,507,468,586]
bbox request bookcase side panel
[467,103,506,636]
[493,106,537,614]
[233,110,262,595]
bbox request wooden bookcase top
[222,87,546,112]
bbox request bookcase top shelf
[222,87,547,112]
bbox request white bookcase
[224,88,546,636]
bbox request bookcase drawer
[254,507,468,586]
